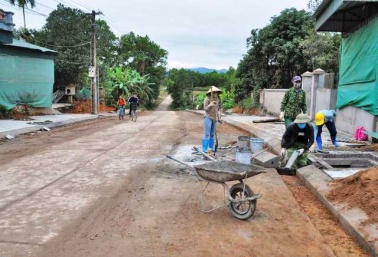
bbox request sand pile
[326,166,378,224]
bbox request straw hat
[315,112,325,126]
[206,86,222,96]
[294,113,310,124]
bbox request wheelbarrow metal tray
[194,161,267,182]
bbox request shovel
[276,149,302,176]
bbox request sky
[1,0,309,70]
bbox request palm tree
[8,0,36,28]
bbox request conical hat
[206,86,222,96]
[294,113,310,123]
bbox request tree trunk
[23,6,26,28]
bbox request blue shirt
[319,110,336,122]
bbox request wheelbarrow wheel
[229,183,256,220]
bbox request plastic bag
[354,126,368,141]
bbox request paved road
[0,97,184,256]
[0,96,361,256]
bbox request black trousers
[129,104,137,115]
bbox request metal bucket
[235,147,252,164]
[250,138,264,153]
[238,136,250,148]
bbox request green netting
[77,87,91,100]
[336,17,378,115]
[0,53,54,110]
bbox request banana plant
[105,66,155,104]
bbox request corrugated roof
[313,0,378,32]
[3,39,57,53]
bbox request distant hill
[187,67,227,74]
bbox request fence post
[301,71,313,117]
[309,68,325,119]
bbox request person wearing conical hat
[280,113,314,169]
[202,86,222,154]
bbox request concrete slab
[253,151,279,168]
[323,168,363,179]
[0,114,101,139]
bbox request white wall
[315,88,337,114]
[260,89,287,115]
[259,71,377,141]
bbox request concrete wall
[315,88,337,113]
[301,73,313,116]
[259,70,377,141]
[260,89,287,115]
[335,106,377,135]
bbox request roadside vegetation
[167,4,341,111]
[7,0,340,115]
[14,4,167,112]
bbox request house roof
[3,38,57,54]
[313,0,378,33]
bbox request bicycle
[130,103,137,122]
[118,105,125,120]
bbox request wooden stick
[192,147,217,162]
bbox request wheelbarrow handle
[192,147,217,162]
[166,155,195,170]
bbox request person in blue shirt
[313,110,339,151]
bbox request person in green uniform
[280,76,307,128]
[281,113,314,169]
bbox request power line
[64,0,92,12]
[25,5,48,17]
[0,1,47,16]
[35,2,55,11]
[50,0,79,10]
[101,15,124,36]
[22,35,91,48]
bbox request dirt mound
[326,166,378,224]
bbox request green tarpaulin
[336,17,378,115]
[0,39,55,110]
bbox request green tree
[118,32,168,103]
[166,68,237,109]
[96,19,118,93]
[223,67,240,92]
[38,4,92,87]
[8,0,35,28]
[300,31,341,73]
[167,68,194,109]
[236,8,314,103]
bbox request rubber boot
[331,136,340,147]
[316,136,323,150]
[202,139,209,153]
[208,138,215,151]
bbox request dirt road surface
[0,96,368,257]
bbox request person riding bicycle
[117,96,126,119]
[128,94,139,116]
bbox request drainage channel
[310,151,378,179]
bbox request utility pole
[90,10,102,114]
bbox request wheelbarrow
[166,155,267,220]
